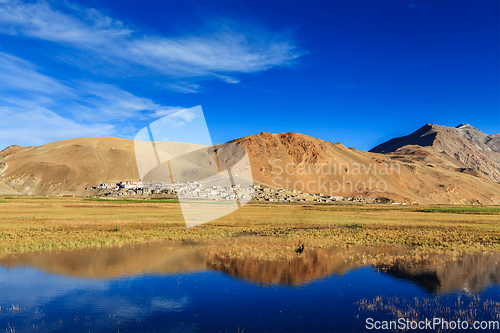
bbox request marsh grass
[420,207,500,215]
[358,295,500,332]
[1,198,500,254]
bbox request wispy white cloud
[150,106,189,119]
[0,52,177,120]
[144,108,198,129]
[0,0,306,148]
[163,82,201,94]
[162,109,197,127]
[0,0,304,84]
[126,29,302,78]
[0,52,72,96]
[0,0,132,47]
[0,52,182,149]
[71,82,177,122]
[0,106,114,148]
[215,74,240,84]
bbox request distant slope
[1,131,500,204]
[0,182,18,195]
[0,137,140,196]
[370,124,500,182]
[228,132,500,204]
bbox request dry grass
[1,197,500,254]
[358,295,500,332]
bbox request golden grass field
[1,196,500,255]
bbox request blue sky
[0,0,498,151]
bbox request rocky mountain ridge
[370,123,500,183]
[1,124,500,204]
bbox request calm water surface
[1,241,500,333]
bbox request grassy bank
[1,197,500,254]
[419,206,500,214]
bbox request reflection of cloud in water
[67,291,191,318]
[2,241,500,333]
[0,267,191,317]
[151,296,190,312]
[2,240,500,294]
[0,268,193,333]
[0,267,107,308]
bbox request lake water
[1,241,500,333]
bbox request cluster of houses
[90,181,379,204]
[251,186,376,203]
[92,181,253,200]
[163,182,255,201]
[96,181,144,191]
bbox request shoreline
[1,197,500,255]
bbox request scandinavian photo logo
[134,106,254,228]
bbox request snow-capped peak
[456,123,471,129]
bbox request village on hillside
[87,181,385,204]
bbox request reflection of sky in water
[4,265,497,333]
[0,267,108,308]
[3,249,500,333]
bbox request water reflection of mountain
[201,245,406,285]
[0,240,206,278]
[376,253,500,294]
[1,241,500,294]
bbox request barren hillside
[0,137,140,196]
[370,124,500,183]
[1,130,500,204]
[229,132,500,204]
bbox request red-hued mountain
[1,125,500,204]
[370,124,500,183]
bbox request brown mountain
[1,129,500,204]
[0,137,140,196]
[370,123,500,183]
[228,131,500,204]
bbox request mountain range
[1,123,499,204]
[371,123,500,182]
